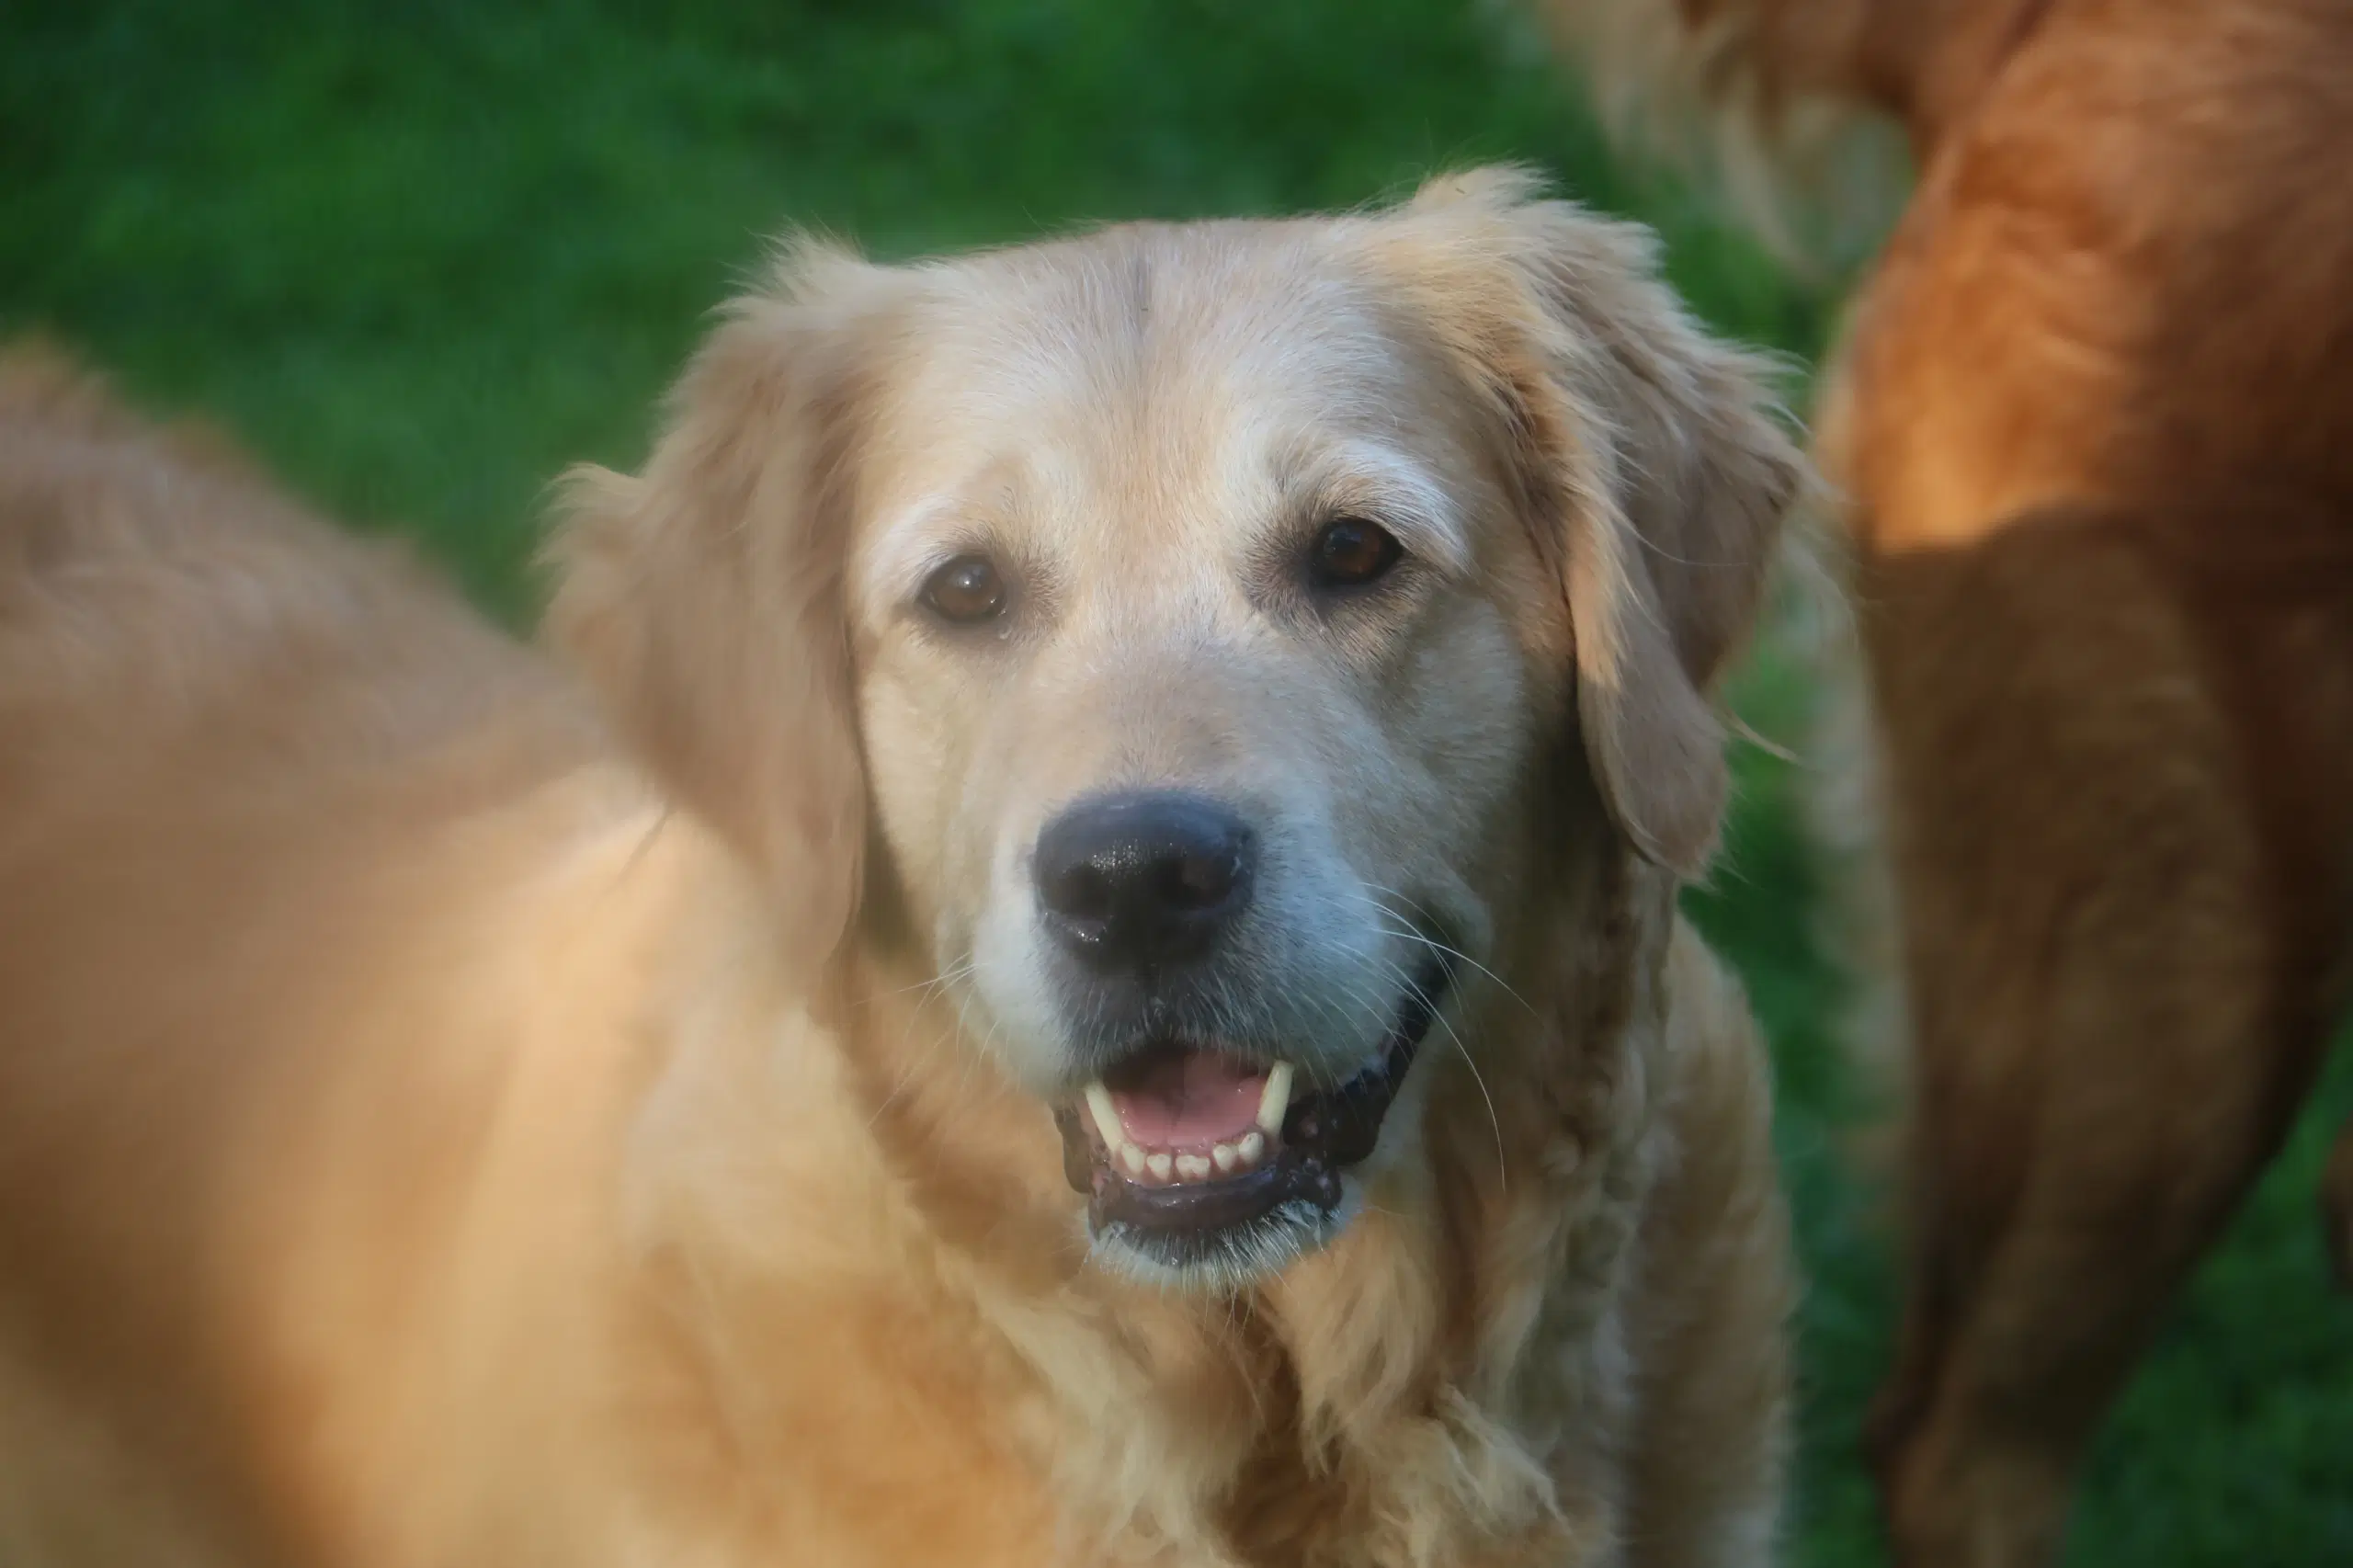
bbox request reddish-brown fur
[1547,0,2353,1562]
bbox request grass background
[5,1,2347,1560]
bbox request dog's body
[1547,1,2353,1562]
[0,174,1798,1568]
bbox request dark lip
[1052,949,1458,1256]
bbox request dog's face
[846,237,1537,1278]
[554,169,1798,1286]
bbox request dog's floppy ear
[545,238,895,955]
[1369,166,1804,875]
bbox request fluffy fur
[0,172,1801,1567]
[1543,2,2353,1562]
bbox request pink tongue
[1109,1051,1268,1150]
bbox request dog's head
[552,169,1798,1286]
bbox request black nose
[1032,791,1256,976]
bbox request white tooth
[1211,1142,1240,1174]
[1084,1083,1125,1151]
[1175,1153,1212,1182]
[1239,1130,1267,1165]
[1120,1143,1147,1177]
[1146,1152,1174,1183]
[1256,1062,1294,1137]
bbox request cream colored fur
[0,170,1800,1567]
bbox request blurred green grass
[4,2,2346,1562]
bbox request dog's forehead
[930,219,1408,395]
[852,221,1474,575]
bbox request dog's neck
[622,834,1681,1562]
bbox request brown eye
[919,554,1008,625]
[1309,517,1404,590]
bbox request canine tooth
[1084,1083,1125,1151]
[1120,1143,1147,1177]
[1211,1142,1240,1174]
[1146,1152,1174,1183]
[1238,1130,1267,1165]
[1175,1153,1211,1182]
[1256,1062,1294,1136]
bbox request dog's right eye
[1308,517,1405,591]
[919,554,1009,626]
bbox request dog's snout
[1033,791,1256,975]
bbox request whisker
[1350,882,1538,1020]
[856,956,978,1008]
[1366,949,1507,1193]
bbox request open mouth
[1053,953,1456,1272]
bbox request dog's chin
[1049,953,1455,1290]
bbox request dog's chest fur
[956,862,1675,1566]
[620,848,1679,1568]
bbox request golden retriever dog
[1544,2,2353,1562]
[0,169,1802,1568]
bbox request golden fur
[0,171,1801,1567]
[1543,2,2353,1562]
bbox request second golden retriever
[1543,1,2353,1562]
[0,170,1800,1566]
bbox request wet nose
[1032,791,1256,977]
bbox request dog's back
[0,353,666,1565]
[0,349,590,816]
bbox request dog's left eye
[919,554,1009,625]
[1308,517,1404,590]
